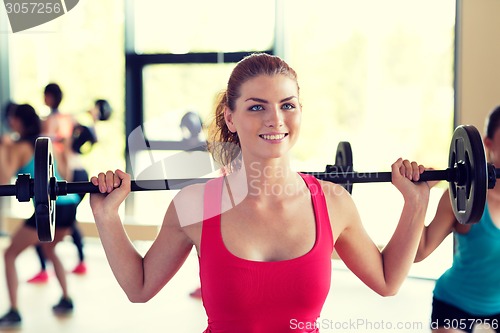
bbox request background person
[415,105,500,333]
[28,98,113,282]
[0,104,80,328]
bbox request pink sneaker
[27,270,49,283]
[71,262,87,275]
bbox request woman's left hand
[391,158,430,202]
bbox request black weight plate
[34,137,56,242]
[335,141,353,169]
[448,125,487,225]
[335,141,353,194]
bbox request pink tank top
[199,173,334,333]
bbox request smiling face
[224,74,301,162]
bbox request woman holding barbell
[0,104,81,327]
[415,105,500,333]
[89,53,431,332]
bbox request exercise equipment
[325,141,353,194]
[0,125,495,242]
[306,125,489,225]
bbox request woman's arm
[0,143,12,184]
[90,170,197,303]
[52,143,70,180]
[414,189,457,262]
[330,158,430,296]
[0,142,29,184]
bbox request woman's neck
[225,156,302,200]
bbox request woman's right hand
[89,169,130,217]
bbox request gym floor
[0,237,493,333]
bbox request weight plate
[34,137,56,242]
[335,141,353,194]
[448,125,487,225]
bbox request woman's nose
[265,107,284,128]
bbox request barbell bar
[0,125,496,242]
[309,125,493,227]
[14,138,355,242]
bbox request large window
[142,64,233,141]
[125,0,277,220]
[133,0,275,54]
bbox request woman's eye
[249,105,264,111]
[282,103,295,110]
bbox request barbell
[305,125,493,227]
[0,125,496,242]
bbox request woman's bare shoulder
[172,182,209,228]
[175,182,206,202]
[317,179,360,236]
[317,179,351,203]
[11,141,33,164]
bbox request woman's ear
[224,107,237,133]
[484,136,492,151]
[484,136,495,162]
